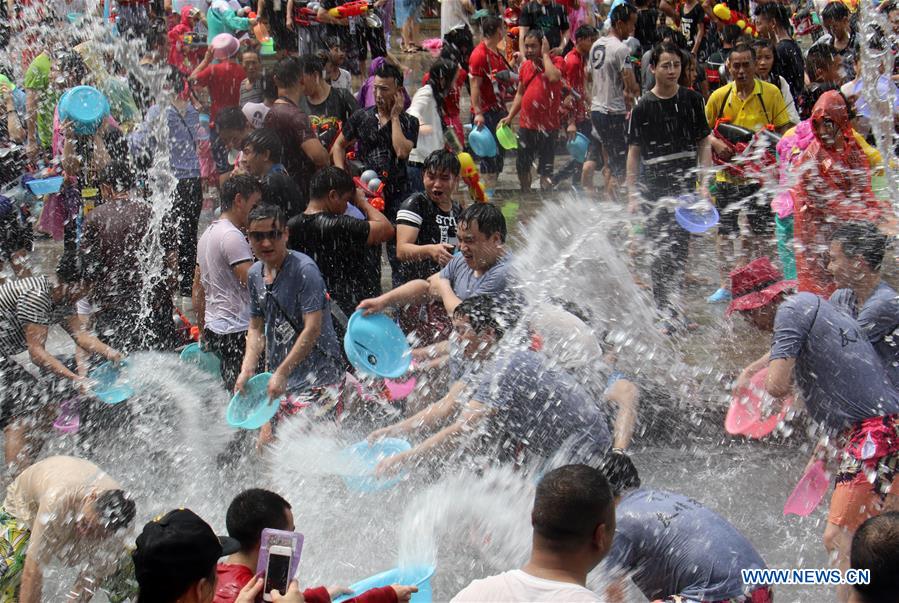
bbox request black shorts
[591,111,628,179]
[714,182,772,236]
[516,128,558,177]
[0,357,77,430]
[356,25,387,61]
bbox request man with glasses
[237,205,343,445]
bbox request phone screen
[264,553,291,596]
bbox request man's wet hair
[805,44,837,81]
[423,149,461,176]
[575,24,599,41]
[832,222,889,272]
[310,166,355,200]
[650,41,683,67]
[241,48,260,61]
[821,0,850,22]
[221,174,262,212]
[248,203,287,230]
[532,464,614,551]
[598,450,641,496]
[299,54,325,76]
[729,42,756,61]
[524,28,544,42]
[273,55,303,88]
[216,106,248,132]
[754,2,790,29]
[95,489,137,532]
[262,68,278,102]
[374,61,404,87]
[480,15,503,38]
[459,203,507,242]
[851,512,899,603]
[656,26,687,50]
[453,295,520,339]
[610,2,637,25]
[226,488,292,551]
[99,158,136,192]
[244,128,283,165]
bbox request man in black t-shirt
[626,42,711,327]
[395,150,463,284]
[519,0,569,57]
[287,167,394,320]
[297,55,359,152]
[754,3,804,98]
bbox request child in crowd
[322,37,353,91]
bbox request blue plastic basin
[674,195,719,233]
[341,438,412,493]
[90,361,133,405]
[566,132,589,163]
[227,372,282,429]
[468,126,498,158]
[58,86,110,135]
[179,343,222,377]
[333,565,435,603]
[344,311,411,379]
[26,176,64,196]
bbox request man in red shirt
[556,24,600,191]
[499,29,563,192]
[468,15,511,193]
[214,488,419,603]
[190,34,247,175]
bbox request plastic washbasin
[341,438,412,493]
[227,372,282,429]
[344,311,411,379]
[90,361,133,405]
[26,176,64,196]
[725,367,793,439]
[333,565,435,603]
[179,342,222,377]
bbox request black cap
[133,509,240,599]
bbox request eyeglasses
[248,230,283,242]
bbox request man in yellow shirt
[704,43,793,303]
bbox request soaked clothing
[247,251,343,393]
[835,414,899,497]
[299,86,359,151]
[196,218,253,335]
[659,588,773,603]
[830,282,899,389]
[453,570,601,602]
[439,253,513,301]
[3,456,123,570]
[0,509,30,599]
[264,101,318,212]
[603,488,768,601]
[0,277,72,357]
[473,350,612,464]
[395,193,462,283]
[770,292,899,433]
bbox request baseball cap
[133,509,240,599]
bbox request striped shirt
[0,277,72,357]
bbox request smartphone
[263,545,292,602]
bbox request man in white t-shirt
[452,464,615,602]
[193,174,262,391]
[590,2,639,198]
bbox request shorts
[576,119,603,166]
[202,329,252,393]
[472,107,507,175]
[356,25,387,61]
[0,358,42,431]
[516,128,558,178]
[0,509,29,599]
[395,0,422,27]
[829,414,899,530]
[591,111,627,179]
[713,182,771,237]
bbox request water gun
[328,0,369,18]
[354,169,386,211]
[294,2,322,24]
[712,3,757,36]
[457,152,487,204]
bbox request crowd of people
[0,0,898,600]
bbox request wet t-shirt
[518,56,565,131]
[769,292,899,433]
[247,251,343,391]
[196,218,253,335]
[602,488,767,601]
[830,282,899,389]
[678,2,703,51]
[263,101,318,209]
[626,87,710,199]
[396,193,462,282]
[0,277,72,357]
[439,253,513,301]
[590,34,633,114]
[774,39,805,100]
[473,350,612,462]
[4,456,122,566]
[453,570,602,602]
[299,87,359,151]
[519,1,569,50]
[287,212,373,317]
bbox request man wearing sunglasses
[237,205,343,446]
